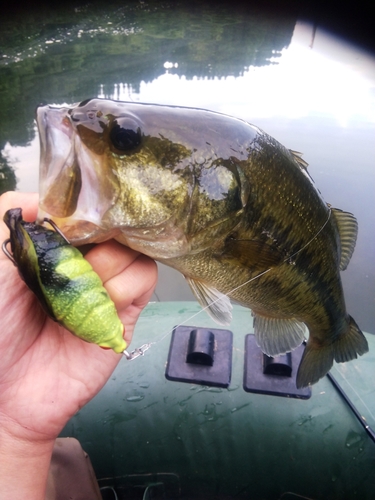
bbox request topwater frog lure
[2,207,127,353]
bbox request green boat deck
[61,302,375,499]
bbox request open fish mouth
[36,103,118,243]
[37,104,79,218]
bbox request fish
[2,207,127,353]
[35,98,369,387]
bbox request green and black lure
[2,208,127,353]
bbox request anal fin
[253,313,306,356]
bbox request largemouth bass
[36,98,368,387]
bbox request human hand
[0,192,157,460]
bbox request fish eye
[110,118,142,153]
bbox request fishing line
[332,366,375,423]
[124,208,332,359]
[328,368,375,444]
[148,267,274,347]
[285,208,331,262]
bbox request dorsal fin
[186,277,232,325]
[331,208,358,270]
[289,150,309,170]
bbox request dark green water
[1,0,374,332]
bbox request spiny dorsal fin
[289,150,309,170]
[331,208,358,271]
[253,312,306,356]
[186,277,232,325]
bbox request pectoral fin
[219,238,283,271]
[186,277,232,325]
[253,312,306,356]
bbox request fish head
[36,98,253,258]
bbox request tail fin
[296,316,369,389]
[296,343,334,388]
[333,316,368,362]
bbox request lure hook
[2,239,16,265]
[43,218,71,244]
[2,218,70,264]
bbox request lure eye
[110,118,142,153]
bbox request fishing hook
[43,218,71,244]
[2,217,71,264]
[2,239,16,265]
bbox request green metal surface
[61,302,375,499]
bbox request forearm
[0,427,54,499]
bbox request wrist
[0,423,55,499]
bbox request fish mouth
[36,104,79,218]
[36,103,115,243]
